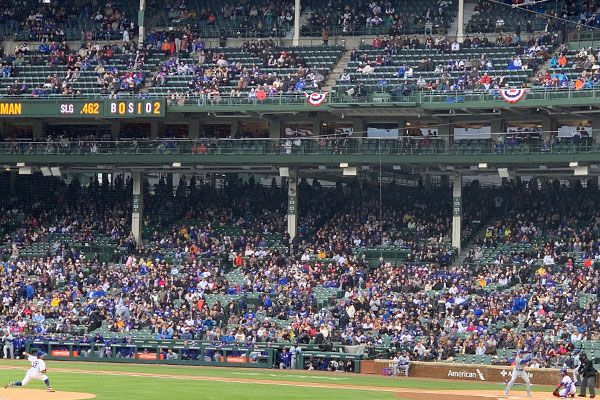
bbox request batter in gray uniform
[505,350,532,397]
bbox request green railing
[2,86,600,108]
[25,340,365,371]
[26,340,277,368]
[569,30,600,48]
[0,137,595,157]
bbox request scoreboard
[0,99,165,118]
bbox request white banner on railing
[367,128,398,138]
[343,344,366,354]
[420,128,439,136]
[285,128,314,136]
[557,126,591,138]
[454,126,492,140]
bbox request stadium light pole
[293,0,300,46]
[457,0,464,42]
[138,0,146,47]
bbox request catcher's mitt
[552,388,560,397]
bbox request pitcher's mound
[1,388,95,400]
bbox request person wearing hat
[289,342,301,370]
[2,329,14,359]
[505,350,532,397]
[4,350,55,392]
[554,369,576,398]
[394,349,410,377]
[577,352,597,398]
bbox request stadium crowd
[2,41,148,96]
[0,173,599,373]
[341,33,555,98]
[1,0,600,374]
[154,0,294,37]
[533,44,600,91]
[3,0,135,41]
[306,0,454,36]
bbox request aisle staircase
[320,51,350,93]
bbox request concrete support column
[138,0,146,46]
[269,120,281,139]
[189,119,200,139]
[312,119,321,136]
[110,121,121,140]
[438,120,450,151]
[150,121,160,139]
[441,175,449,188]
[457,0,464,41]
[351,119,365,137]
[293,0,300,46]
[287,167,298,241]
[452,173,462,251]
[32,121,44,140]
[230,120,240,139]
[541,116,555,143]
[9,170,16,195]
[424,173,432,188]
[491,119,503,139]
[397,118,406,138]
[592,117,600,145]
[132,171,144,248]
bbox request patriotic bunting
[305,92,328,106]
[499,88,527,103]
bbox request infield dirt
[0,388,95,400]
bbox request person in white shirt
[529,360,541,368]
[496,18,505,30]
[513,57,522,69]
[5,351,55,392]
[543,254,555,265]
[413,342,427,360]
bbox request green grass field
[0,360,548,400]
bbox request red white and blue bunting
[499,88,527,103]
[305,92,328,106]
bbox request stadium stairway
[284,7,312,40]
[452,215,499,268]
[527,46,561,87]
[320,51,351,93]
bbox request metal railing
[0,137,595,157]
[1,86,600,106]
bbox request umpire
[578,352,597,398]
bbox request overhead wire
[483,0,600,31]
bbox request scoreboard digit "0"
[107,100,164,117]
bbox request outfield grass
[0,360,548,400]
